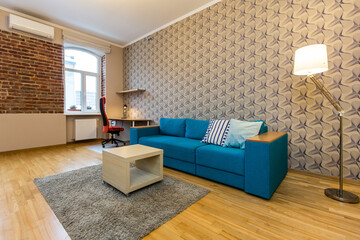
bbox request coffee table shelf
[102,144,163,195]
[130,168,159,189]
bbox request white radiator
[75,119,97,141]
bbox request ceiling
[0,0,220,46]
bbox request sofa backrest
[251,120,268,134]
[159,118,267,138]
[185,119,209,140]
[159,118,186,137]
[259,124,268,134]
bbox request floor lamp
[293,44,359,204]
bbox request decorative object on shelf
[116,89,146,94]
[293,44,359,204]
[122,104,127,119]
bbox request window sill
[64,113,101,116]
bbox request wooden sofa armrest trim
[246,131,287,143]
[130,125,159,129]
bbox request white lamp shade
[293,44,328,75]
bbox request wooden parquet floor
[0,141,359,240]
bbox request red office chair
[100,97,126,148]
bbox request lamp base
[324,188,359,204]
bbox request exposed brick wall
[100,55,106,97]
[0,29,64,113]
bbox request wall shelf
[116,89,146,94]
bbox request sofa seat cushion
[196,144,245,175]
[139,135,206,163]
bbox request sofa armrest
[130,125,160,145]
[245,132,288,199]
[131,125,159,129]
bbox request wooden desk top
[108,117,151,121]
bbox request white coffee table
[102,144,163,195]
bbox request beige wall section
[0,9,62,44]
[0,114,66,152]
[65,45,125,143]
[0,9,64,152]
[105,45,124,117]
[104,45,129,141]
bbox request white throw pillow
[223,119,263,149]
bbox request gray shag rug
[34,164,209,240]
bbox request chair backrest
[100,97,109,132]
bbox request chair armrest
[130,125,160,145]
[244,132,288,199]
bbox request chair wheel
[102,145,105,148]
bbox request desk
[108,117,151,127]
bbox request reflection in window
[65,71,82,111]
[65,49,98,73]
[64,48,100,113]
[86,75,97,111]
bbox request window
[64,48,100,113]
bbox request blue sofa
[130,118,288,199]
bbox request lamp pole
[339,114,343,195]
[308,74,359,203]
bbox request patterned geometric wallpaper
[123,0,360,180]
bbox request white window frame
[64,47,101,114]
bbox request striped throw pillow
[201,119,231,146]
